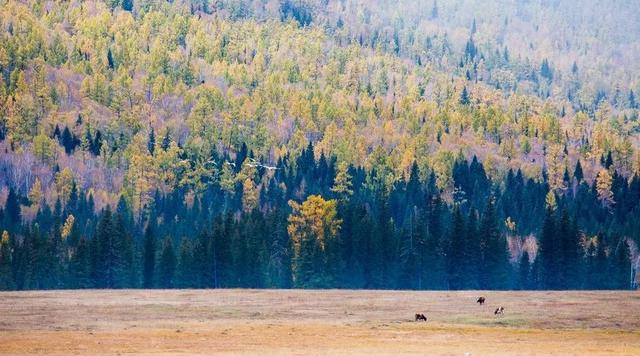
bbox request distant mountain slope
[0,0,638,212]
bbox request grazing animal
[494,307,505,316]
[415,313,427,321]
[476,297,486,305]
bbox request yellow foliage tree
[28,178,43,206]
[55,167,75,206]
[330,161,353,199]
[61,214,75,240]
[596,169,614,208]
[287,195,341,286]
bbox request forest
[0,0,638,290]
[0,144,636,290]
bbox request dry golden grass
[0,290,639,355]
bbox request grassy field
[0,290,639,355]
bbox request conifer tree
[478,197,509,289]
[69,237,91,288]
[559,211,581,289]
[143,224,156,288]
[158,238,176,288]
[0,231,14,290]
[5,188,21,226]
[447,206,466,289]
[176,239,196,288]
[96,208,122,288]
[610,240,631,289]
[287,195,340,288]
[122,0,133,12]
[460,86,470,105]
[518,251,531,290]
[148,128,156,155]
[574,160,584,183]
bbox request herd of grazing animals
[414,296,505,322]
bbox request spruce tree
[610,240,631,289]
[425,196,447,289]
[147,128,155,155]
[5,188,21,226]
[161,129,171,151]
[158,238,176,288]
[447,206,466,290]
[61,126,75,154]
[478,197,509,289]
[539,206,559,289]
[464,209,481,289]
[122,0,133,12]
[518,251,531,290]
[593,236,609,289]
[559,211,581,289]
[69,237,91,288]
[176,239,195,288]
[96,208,122,288]
[574,160,584,185]
[0,233,14,290]
[107,48,114,70]
[460,86,470,105]
[143,224,156,288]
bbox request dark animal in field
[476,297,485,305]
[494,307,504,315]
[415,313,427,321]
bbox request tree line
[0,143,636,290]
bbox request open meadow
[0,290,639,355]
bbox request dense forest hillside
[0,0,638,290]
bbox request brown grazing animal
[415,313,427,321]
[494,307,504,315]
[476,297,485,305]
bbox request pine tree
[539,206,559,289]
[69,237,91,288]
[161,129,171,151]
[593,235,609,289]
[604,151,613,169]
[540,59,553,81]
[464,209,481,289]
[158,238,176,288]
[574,160,584,183]
[143,224,156,288]
[176,239,195,288]
[558,211,581,289]
[287,196,340,288]
[61,126,75,154]
[0,231,14,290]
[610,240,632,289]
[115,212,135,287]
[5,188,21,226]
[147,128,156,155]
[530,254,542,290]
[518,251,531,290]
[478,197,510,289]
[107,48,115,70]
[122,0,133,12]
[425,195,447,289]
[447,206,466,289]
[399,209,426,289]
[460,86,470,105]
[96,208,122,288]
